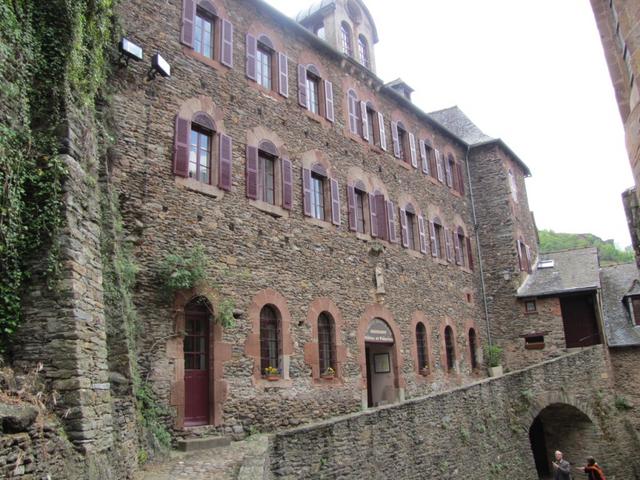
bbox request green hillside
[538,230,634,265]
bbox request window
[341,21,353,56]
[405,211,416,250]
[246,35,288,97]
[444,326,455,372]
[181,1,233,68]
[256,43,272,89]
[524,334,545,350]
[309,172,325,220]
[517,239,532,273]
[174,111,232,190]
[298,63,333,122]
[435,149,445,183]
[419,140,432,176]
[397,125,407,161]
[318,313,336,375]
[307,71,320,114]
[358,35,370,69]
[445,154,455,188]
[416,322,428,374]
[347,90,360,135]
[194,8,215,59]
[365,105,376,144]
[355,188,366,233]
[508,169,518,202]
[468,329,478,370]
[400,204,426,253]
[430,218,444,259]
[525,299,537,313]
[260,305,280,374]
[392,122,417,167]
[455,227,466,266]
[629,296,640,326]
[246,140,293,210]
[303,164,340,225]
[348,181,369,234]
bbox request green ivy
[159,246,209,295]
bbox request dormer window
[627,295,640,326]
[358,35,370,69]
[341,22,353,56]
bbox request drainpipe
[464,145,492,346]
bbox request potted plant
[484,344,503,377]
[263,366,279,381]
[321,367,336,379]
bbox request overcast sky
[264,0,634,248]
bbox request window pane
[355,191,365,234]
[406,213,415,250]
[257,47,272,89]
[311,174,324,220]
[307,76,319,114]
[189,130,198,179]
[261,155,275,204]
[195,16,203,54]
[367,109,375,143]
[318,314,334,373]
[260,307,280,372]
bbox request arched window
[455,226,466,266]
[347,90,360,135]
[246,140,293,210]
[341,21,353,56]
[306,65,322,115]
[189,113,216,184]
[318,313,336,374]
[181,1,233,68]
[256,35,274,90]
[358,35,370,69]
[469,328,478,370]
[260,305,280,374]
[444,326,455,371]
[430,217,444,259]
[416,322,428,373]
[400,203,424,252]
[445,154,455,188]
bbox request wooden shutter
[298,64,308,108]
[378,112,387,151]
[429,151,437,178]
[246,34,257,80]
[221,19,234,67]
[282,157,293,210]
[391,121,400,158]
[218,134,233,191]
[302,168,312,216]
[418,216,427,254]
[330,178,340,225]
[409,133,418,168]
[361,101,369,141]
[180,0,195,47]
[457,163,465,194]
[348,94,358,134]
[369,194,378,238]
[517,241,524,271]
[445,158,453,187]
[429,222,437,257]
[347,185,357,232]
[399,208,409,248]
[245,146,258,199]
[278,53,289,97]
[420,140,429,175]
[445,228,452,262]
[454,233,462,265]
[324,80,334,122]
[386,200,397,243]
[376,194,387,240]
[435,150,444,182]
[173,115,190,177]
[466,237,474,270]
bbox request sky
[264,0,635,248]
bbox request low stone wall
[268,347,639,479]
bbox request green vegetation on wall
[539,230,634,265]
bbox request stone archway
[528,403,600,479]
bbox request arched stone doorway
[529,403,599,479]
[364,318,397,408]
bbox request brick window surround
[410,312,435,378]
[356,304,405,391]
[303,298,347,384]
[244,289,294,384]
[169,287,232,429]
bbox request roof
[601,262,640,347]
[428,106,531,177]
[295,0,379,43]
[516,247,601,298]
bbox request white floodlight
[119,38,143,62]
[150,53,171,78]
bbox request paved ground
[134,435,267,480]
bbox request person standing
[577,457,606,480]
[553,450,572,480]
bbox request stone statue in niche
[375,265,385,294]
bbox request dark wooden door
[560,294,601,348]
[184,305,210,426]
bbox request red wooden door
[184,305,210,426]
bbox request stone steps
[176,435,231,452]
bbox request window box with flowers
[263,366,280,381]
[320,367,336,379]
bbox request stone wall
[610,346,640,428]
[268,346,640,479]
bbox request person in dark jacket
[577,457,606,480]
[553,450,572,480]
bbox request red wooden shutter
[298,64,308,108]
[445,228,452,262]
[324,80,334,122]
[454,233,462,265]
[246,146,258,199]
[399,208,409,248]
[429,222,437,257]
[173,115,190,177]
[457,163,465,194]
[466,237,474,270]
[409,133,418,168]
[347,184,357,232]
[302,168,312,216]
[418,216,427,254]
[282,157,293,210]
[330,178,340,225]
[278,52,289,97]
[246,34,257,80]
[218,134,233,191]
[180,0,195,47]
[419,140,429,175]
[376,194,387,240]
[360,101,369,141]
[348,94,358,134]
[391,121,400,158]
[221,19,234,67]
[369,195,378,237]
[378,112,387,151]
[386,200,397,243]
